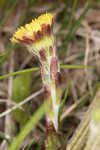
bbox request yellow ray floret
[11,13,54,43]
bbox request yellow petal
[11,13,54,43]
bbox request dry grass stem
[0,89,44,118]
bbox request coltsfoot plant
[11,13,62,149]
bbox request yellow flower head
[11,13,54,45]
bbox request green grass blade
[67,5,90,43]
[58,81,70,121]
[61,4,90,51]
[0,43,18,66]
[0,67,39,80]
[0,0,7,8]
[0,65,92,80]
[60,64,92,69]
[0,49,12,66]
[0,0,20,29]
[8,99,50,150]
[67,0,78,30]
